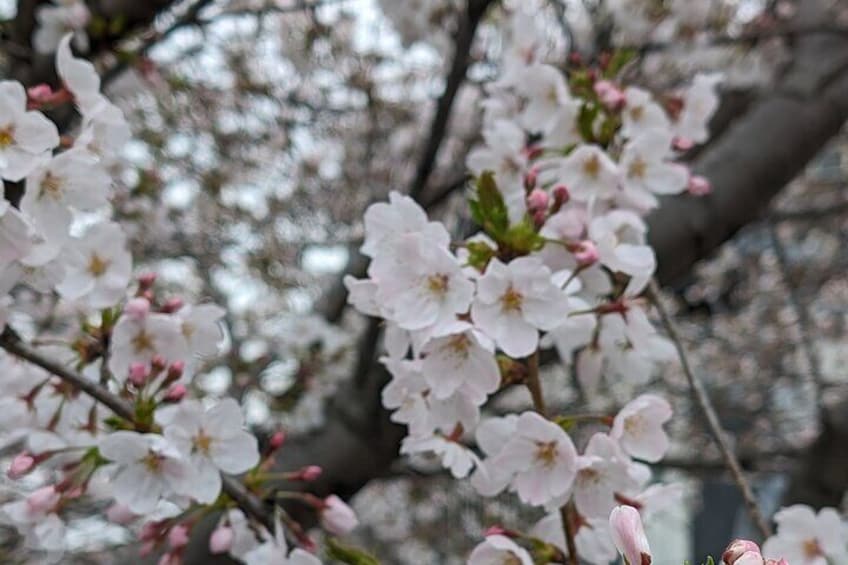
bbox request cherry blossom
[33,0,90,54]
[320,495,359,535]
[621,87,670,139]
[610,394,673,463]
[98,431,194,514]
[157,399,260,504]
[0,81,59,181]
[540,145,618,203]
[493,411,579,507]
[467,534,533,565]
[242,519,322,565]
[531,511,618,565]
[55,221,131,308]
[419,325,500,403]
[761,505,848,565]
[471,257,570,358]
[618,129,689,210]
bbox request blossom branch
[0,326,275,532]
[647,280,773,539]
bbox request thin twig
[647,280,773,539]
[0,326,274,532]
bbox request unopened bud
[166,361,185,382]
[128,362,150,387]
[138,272,157,290]
[526,188,549,212]
[320,495,359,535]
[594,80,626,111]
[672,136,694,151]
[151,355,168,372]
[723,540,762,565]
[688,175,711,196]
[26,486,59,514]
[552,185,570,213]
[124,298,151,321]
[568,51,583,66]
[168,524,190,550]
[270,430,286,450]
[8,453,35,479]
[27,84,54,105]
[483,525,509,537]
[209,525,234,554]
[573,240,599,267]
[160,297,184,314]
[298,465,322,481]
[524,168,539,192]
[164,383,187,402]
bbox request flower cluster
[0,35,357,563]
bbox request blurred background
[2,0,848,562]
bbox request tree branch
[0,326,274,533]
[648,281,773,539]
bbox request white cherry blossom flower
[619,129,689,210]
[98,432,194,514]
[158,399,259,504]
[175,303,227,357]
[674,73,722,145]
[420,325,499,403]
[517,64,573,132]
[0,81,59,181]
[33,0,90,54]
[369,232,473,334]
[401,434,480,479]
[622,87,670,139]
[574,433,643,519]
[56,221,131,308]
[21,148,111,238]
[0,486,66,553]
[471,257,570,358]
[589,210,656,293]
[540,145,618,203]
[360,191,449,258]
[762,505,848,565]
[468,535,533,565]
[0,200,33,268]
[610,394,673,463]
[470,414,519,496]
[243,518,322,565]
[108,304,188,380]
[467,119,528,214]
[494,411,578,506]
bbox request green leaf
[465,240,497,272]
[325,538,380,565]
[577,102,600,143]
[471,171,509,238]
[604,48,637,78]
[501,220,545,255]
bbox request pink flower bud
[594,80,626,111]
[124,298,151,321]
[526,188,549,212]
[270,430,286,450]
[723,540,762,565]
[160,297,184,314]
[764,560,789,565]
[27,84,54,105]
[168,524,190,550]
[688,174,711,196]
[609,505,652,565]
[483,525,509,537]
[299,465,322,481]
[167,361,185,381]
[524,168,539,192]
[553,185,570,207]
[573,240,599,267]
[320,495,359,535]
[158,552,181,565]
[128,363,150,387]
[8,453,35,479]
[138,272,157,290]
[151,355,168,372]
[209,525,234,554]
[164,383,187,402]
[532,209,547,228]
[140,521,161,542]
[673,136,694,151]
[106,503,137,525]
[734,552,766,565]
[26,486,59,514]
